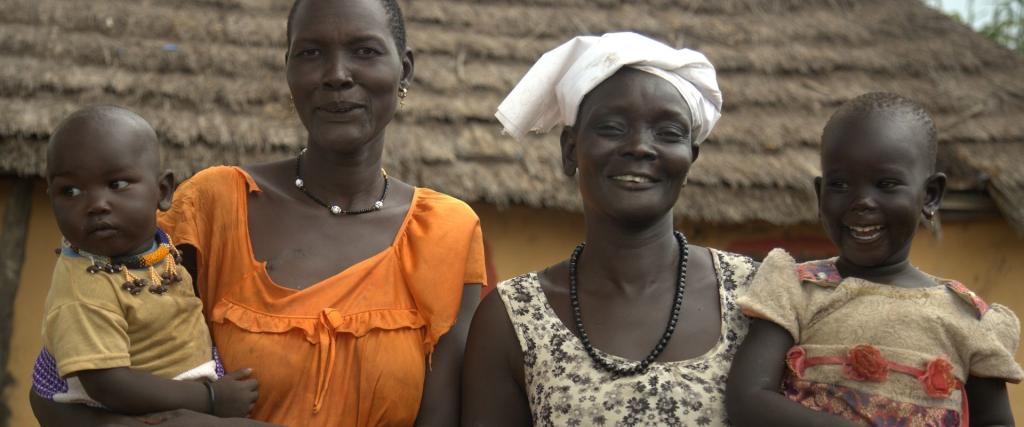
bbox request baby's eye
[109,180,129,190]
[61,187,82,197]
[877,180,901,190]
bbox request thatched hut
[2,0,1024,423]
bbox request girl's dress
[739,248,1023,426]
[497,249,757,426]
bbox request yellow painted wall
[2,184,1023,424]
[1,180,60,427]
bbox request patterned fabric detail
[943,281,988,319]
[796,259,842,287]
[796,259,988,318]
[783,376,962,427]
[32,347,67,400]
[498,250,756,426]
[31,346,226,401]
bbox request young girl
[726,92,1022,427]
[36,106,257,417]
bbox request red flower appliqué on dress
[920,357,958,398]
[786,346,807,378]
[844,345,889,382]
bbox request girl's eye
[594,123,625,136]
[109,180,129,190]
[62,187,82,197]
[828,181,848,190]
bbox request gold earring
[398,86,408,108]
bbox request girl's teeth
[612,175,652,183]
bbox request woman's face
[562,69,696,225]
[286,0,413,153]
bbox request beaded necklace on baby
[61,229,184,295]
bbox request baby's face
[817,115,933,269]
[47,119,163,257]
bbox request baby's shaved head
[47,105,161,177]
[822,92,938,173]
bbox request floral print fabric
[496,249,756,426]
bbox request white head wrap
[495,32,723,145]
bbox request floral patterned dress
[739,248,1024,427]
[496,249,757,426]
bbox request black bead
[568,231,689,377]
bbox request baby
[727,93,1022,426]
[38,105,257,417]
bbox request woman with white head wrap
[463,33,756,426]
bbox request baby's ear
[157,170,175,211]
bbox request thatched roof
[3,0,1023,230]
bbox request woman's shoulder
[177,165,252,197]
[409,187,480,227]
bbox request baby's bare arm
[78,367,257,417]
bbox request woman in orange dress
[31,0,485,425]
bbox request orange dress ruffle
[158,166,486,426]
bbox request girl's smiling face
[816,113,944,269]
[562,68,696,225]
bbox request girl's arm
[460,291,532,427]
[964,376,1014,427]
[415,284,482,426]
[726,319,858,427]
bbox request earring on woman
[398,85,408,108]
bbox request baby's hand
[210,368,259,418]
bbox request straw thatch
[2,0,1023,228]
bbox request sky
[928,0,997,26]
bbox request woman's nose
[322,53,355,89]
[620,131,658,160]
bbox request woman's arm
[461,291,532,427]
[725,319,858,427]
[964,376,1014,427]
[415,284,482,426]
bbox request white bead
[294,178,304,188]
[816,272,827,280]
[330,205,342,215]
[374,201,384,209]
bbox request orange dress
[158,166,486,426]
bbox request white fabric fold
[495,32,722,145]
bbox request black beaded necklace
[294,148,388,216]
[569,230,688,376]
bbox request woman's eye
[295,48,320,58]
[656,128,689,141]
[354,47,380,57]
[109,180,129,190]
[62,187,82,197]
[595,124,625,135]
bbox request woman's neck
[300,138,386,204]
[577,214,680,295]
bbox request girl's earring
[398,86,408,108]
